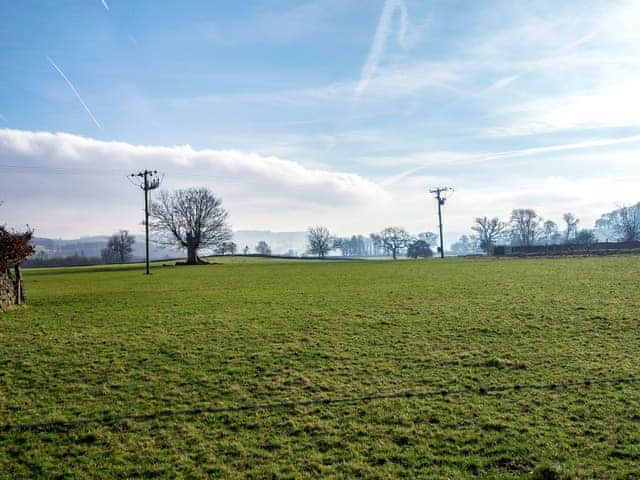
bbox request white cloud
[494,81,640,136]
[0,129,389,236]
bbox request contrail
[381,133,640,186]
[355,0,408,100]
[46,56,102,130]
[100,0,109,11]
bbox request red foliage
[0,226,35,269]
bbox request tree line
[15,188,640,267]
[450,204,640,255]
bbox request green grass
[1,256,640,479]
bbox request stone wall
[0,269,17,311]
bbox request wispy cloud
[46,56,102,130]
[100,0,109,11]
[355,0,408,101]
[488,75,518,90]
[380,133,640,186]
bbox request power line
[2,375,638,433]
[129,170,162,275]
[429,186,453,259]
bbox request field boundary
[3,375,638,434]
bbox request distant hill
[232,231,308,255]
[31,230,309,260]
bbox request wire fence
[2,375,638,434]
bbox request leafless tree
[510,209,541,246]
[255,241,272,256]
[563,213,580,243]
[417,231,438,247]
[150,188,231,265]
[471,217,506,253]
[369,233,383,256]
[542,220,560,245]
[216,241,237,255]
[380,227,410,260]
[605,205,640,241]
[101,230,135,263]
[307,226,332,257]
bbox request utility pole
[429,187,453,259]
[130,170,161,274]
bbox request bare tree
[307,226,332,257]
[216,241,237,255]
[101,230,135,264]
[450,235,478,256]
[255,241,272,256]
[575,229,596,245]
[471,217,506,253]
[543,220,560,245]
[563,213,580,243]
[380,227,410,260]
[600,205,640,242]
[510,209,541,246]
[150,188,232,265]
[369,233,383,256]
[417,232,438,247]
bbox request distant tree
[101,230,135,264]
[575,229,596,245]
[216,241,237,255]
[150,188,232,265]
[597,205,640,242]
[407,240,433,258]
[332,237,346,255]
[563,213,580,243]
[380,227,410,260]
[255,241,272,256]
[243,245,249,255]
[450,235,478,256]
[307,226,332,257]
[417,232,438,247]
[369,233,383,256]
[510,209,542,246]
[471,217,506,253]
[334,235,368,257]
[542,220,560,245]
[284,249,297,257]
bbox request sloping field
[1,257,639,479]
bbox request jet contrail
[381,134,640,186]
[355,0,408,100]
[100,0,109,11]
[46,56,102,130]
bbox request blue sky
[1,0,640,240]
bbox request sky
[1,0,640,242]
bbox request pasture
[1,256,639,479]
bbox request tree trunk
[14,264,24,305]
[392,249,397,260]
[187,245,199,265]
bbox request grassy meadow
[1,256,640,479]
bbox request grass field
[1,256,640,479]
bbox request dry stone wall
[0,270,17,311]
